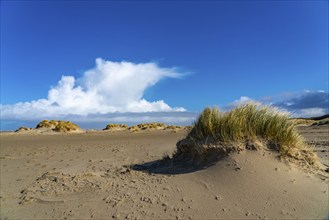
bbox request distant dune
[13,120,83,133]
[291,114,329,126]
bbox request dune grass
[15,126,32,132]
[176,104,318,167]
[128,123,167,131]
[312,118,329,126]
[53,121,81,132]
[36,120,81,132]
[103,124,128,130]
[289,118,315,126]
[36,120,59,129]
[136,123,166,130]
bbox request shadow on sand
[131,152,225,175]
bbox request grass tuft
[176,104,319,168]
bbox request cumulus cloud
[293,108,328,118]
[226,96,258,109]
[1,58,186,120]
[227,90,329,118]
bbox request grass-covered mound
[53,121,81,132]
[127,123,184,132]
[36,120,82,133]
[36,120,59,129]
[128,123,167,132]
[175,104,319,169]
[15,126,33,132]
[103,124,128,131]
[311,118,329,126]
[290,114,329,126]
[289,118,315,126]
[164,125,182,130]
[134,123,166,130]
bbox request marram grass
[176,104,318,168]
[103,124,128,130]
[36,120,81,132]
[53,121,81,132]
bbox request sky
[1,0,328,130]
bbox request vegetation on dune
[128,123,166,131]
[103,124,128,130]
[53,121,81,132]
[290,114,329,126]
[165,125,182,130]
[36,120,59,129]
[176,104,318,168]
[15,127,32,132]
[312,118,329,126]
[289,118,315,126]
[137,123,166,130]
[36,120,81,132]
[127,123,184,132]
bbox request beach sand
[1,126,328,219]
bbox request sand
[0,126,328,219]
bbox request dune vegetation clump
[126,123,187,132]
[165,125,182,130]
[36,120,81,133]
[53,121,81,133]
[290,114,329,126]
[137,123,166,130]
[36,120,59,129]
[289,118,315,126]
[128,123,167,132]
[312,118,329,126]
[164,125,182,133]
[103,124,128,131]
[175,104,319,169]
[128,126,140,133]
[15,127,33,132]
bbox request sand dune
[0,127,328,219]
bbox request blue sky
[1,1,328,130]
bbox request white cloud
[1,58,186,120]
[226,96,260,109]
[291,108,328,118]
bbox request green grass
[176,104,318,168]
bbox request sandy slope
[0,128,328,219]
